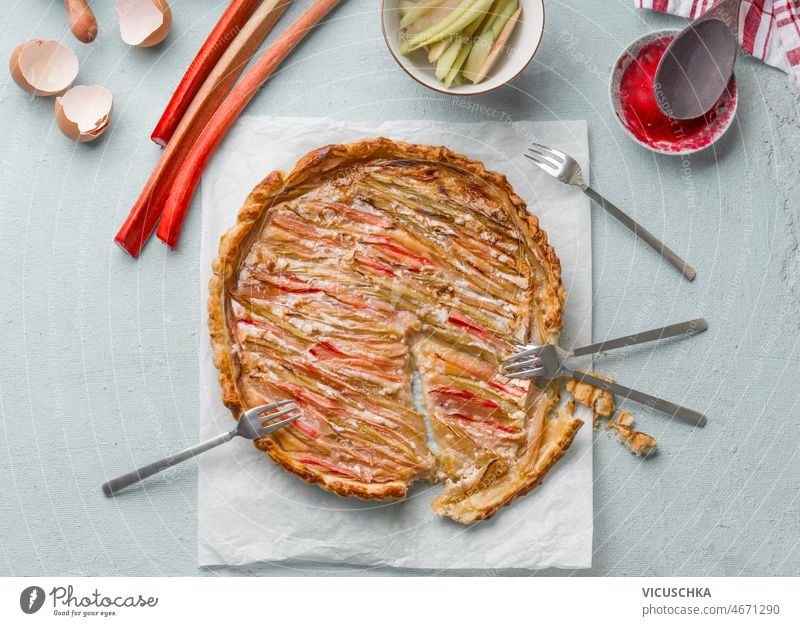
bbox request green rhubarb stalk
[463,30,494,81]
[400,0,437,28]
[473,0,509,34]
[399,0,493,54]
[487,0,517,39]
[463,0,517,82]
[470,5,521,84]
[401,0,474,50]
[405,0,461,36]
[436,38,464,80]
[423,0,493,48]
[444,38,473,86]
[435,6,485,83]
[427,36,452,62]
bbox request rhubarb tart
[209,138,582,523]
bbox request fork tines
[530,142,567,157]
[248,400,303,434]
[524,152,557,175]
[501,345,547,379]
[262,411,303,435]
[528,144,563,160]
[502,345,543,362]
[500,360,546,379]
[524,143,572,177]
[501,357,543,373]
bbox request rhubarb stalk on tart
[208,138,582,523]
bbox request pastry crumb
[615,410,635,427]
[607,419,657,457]
[565,375,615,417]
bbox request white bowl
[380,0,545,96]
[609,29,738,155]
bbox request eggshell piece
[116,0,172,47]
[55,85,113,142]
[9,39,79,96]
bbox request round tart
[208,138,582,524]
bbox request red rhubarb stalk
[292,420,320,439]
[151,0,263,146]
[309,341,348,357]
[354,254,396,276]
[260,273,322,293]
[433,385,498,408]
[432,385,476,400]
[297,457,357,478]
[157,0,344,249]
[114,0,292,257]
[448,309,495,341]
[490,380,526,398]
[362,236,430,264]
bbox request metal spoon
[654,0,741,120]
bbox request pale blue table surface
[1,0,798,577]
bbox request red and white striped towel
[637,0,800,89]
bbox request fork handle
[101,429,237,496]
[583,186,696,281]
[570,318,707,358]
[564,369,707,427]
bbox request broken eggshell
[116,0,172,47]
[9,39,79,96]
[54,85,113,142]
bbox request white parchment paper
[197,117,593,570]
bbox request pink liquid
[619,36,735,152]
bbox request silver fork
[525,143,696,281]
[502,319,708,426]
[101,400,302,496]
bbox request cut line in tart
[208,138,583,524]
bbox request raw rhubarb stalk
[435,38,462,80]
[405,0,461,37]
[114,0,292,257]
[444,43,470,87]
[469,7,520,84]
[463,1,519,83]
[427,37,452,63]
[399,0,492,54]
[151,0,262,146]
[399,0,437,28]
[436,6,485,84]
[157,0,344,249]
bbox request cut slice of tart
[208,138,582,521]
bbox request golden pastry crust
[209,137,572,518]
[431,412,583,524]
